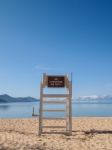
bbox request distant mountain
[0,94,39,103]
[74,95,112,104]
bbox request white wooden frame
[39,73,72,135]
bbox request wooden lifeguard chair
[39,73,72,135]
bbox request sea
[0,101,112,118]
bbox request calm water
[0,102,112,118]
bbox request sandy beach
[0,118,112,150]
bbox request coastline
[0,117,112,150]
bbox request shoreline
[1,116,112,119]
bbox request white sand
[0,118,112,150]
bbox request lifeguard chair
[39,73,72,135]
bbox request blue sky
[0,0,112,98]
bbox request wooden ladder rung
[43,94,69,98]
[42,109,66,112]
[42,126,66,128]
[32,114,39,116]
[41,131,68,135]
[42,117,66,120]
[43,100,66,104]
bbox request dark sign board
[47,76,65,87]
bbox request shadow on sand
[83,129,112,135]
[72,129,112,135]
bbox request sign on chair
[47,76,65,87]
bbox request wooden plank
[41,131,69,135]
[42,117,66,120]
[32,114,39,116]
[42,109,66,112]
[43,100,66,104]
[43,94,69,98]
[39,83,43,135]
[69,81,72,135]
[42,126,66,128]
